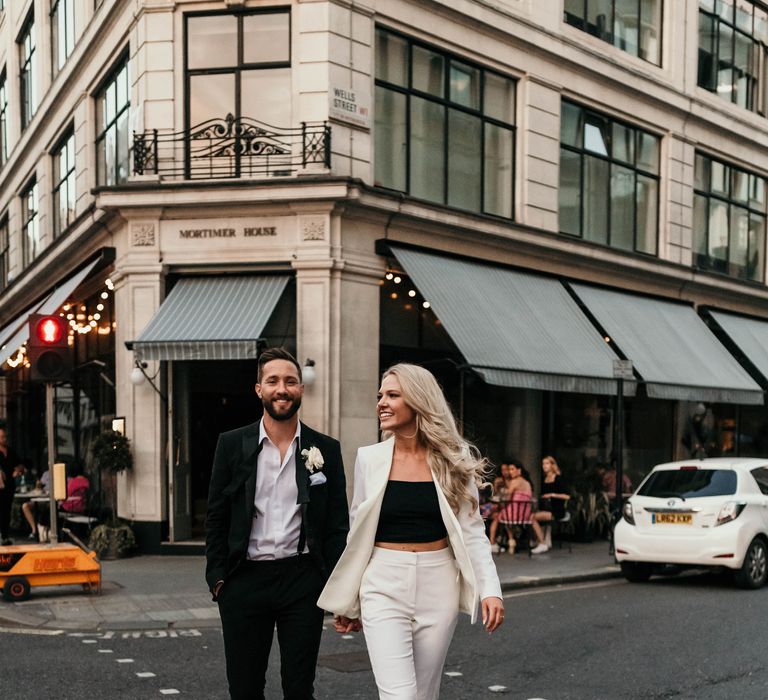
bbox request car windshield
[637,469,737,498]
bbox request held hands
[333,615,362,633]
[482,596,504,634]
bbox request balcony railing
[133,114,331,180]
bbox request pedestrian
[205,347,349,700]
[318,363,504,700]
[0,427,21,545]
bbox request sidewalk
[0,541,619,631]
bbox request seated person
[13,462,35,491]
[531,455,570,554]
[23,464,89,541]
[496,461,533,555]
[488,463,512,553]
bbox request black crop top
[374,481,448,543]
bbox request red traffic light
[36,317,64,344]
[27,314,72,383]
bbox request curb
[500,567,622,592]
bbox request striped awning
[708,310,768,388]
[570,284,764,405]
[390,246,631,395]
[131,276,289,361]
[0,259,100,367]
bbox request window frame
[692,150,767,283]
[52,127,76,238]
[0,214,8,292]
[0,70,7,167]
[18,9,36,130]
[51,0,76,77]
[558,99,661,256]
[20,177,40,268]
[373,26,517,220]
[94,53,130,186]
[564,0,664,66]
[182,8,292,178]
[697,0,768,113]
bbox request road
[2,572,768,699]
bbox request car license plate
[652,513,692,525]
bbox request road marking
[0,626,64,636]
[97,649,113,654]
[82,639,98,644]
[117,658,134,663]
[136,672,156,678]
[159,690,180,695]
[444,671,463,677]
[341,634,354,639]
[502,579,624,599]
[489,685,508,693]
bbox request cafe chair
[547,510,573,553]
[498,495,534,557]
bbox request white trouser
[360,547,460,700]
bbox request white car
[614,458,768,589]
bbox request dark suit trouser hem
[218,555,325,700]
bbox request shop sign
[177,226,278,240]
[329,85,371,129]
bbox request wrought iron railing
[133,114,331,180]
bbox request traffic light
[27,314,72,382]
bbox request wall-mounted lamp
[130,359,167,403]
[303,358,316,386]
[130,361,147,385]
[112,417,126,435]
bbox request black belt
[243,553,310,568]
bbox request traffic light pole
[45,382,58,545]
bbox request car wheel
[735,538,768,590]
[620,561,652,583]
[3,576,30,602]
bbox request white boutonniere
[301,446,324,474]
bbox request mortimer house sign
[178,226,277,239]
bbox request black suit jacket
[205,421,349,593]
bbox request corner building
[2,0,768,550]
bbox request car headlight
[715,501,746,527]
[622,501,635,526]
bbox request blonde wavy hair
[380,363,489,513]
[543,455,561,476]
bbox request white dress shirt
[247,419,305,560]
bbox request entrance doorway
[171,360,262,541]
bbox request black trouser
[218,554,325,700]
[0,491,13,540]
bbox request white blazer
[317,437,502,624]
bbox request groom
[205,347,349,699]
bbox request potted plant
[88,430,136,558]
[570,470,612,542]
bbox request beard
[263,395,302,421]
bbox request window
[559,100,660,254]
[698,0,768,112]
[52,130,76,237]
[51,0,76,76]
[564,0,662,65]
[96,57,129,186]
[185,10,290,129]
[21,178,40,267]
[374,28,516,218]
[638,468,737,498]
[19,11,36,130]
[750,466,768,494]
[0,216,7,292]
[0,72,7,167]
[693,152,766,282]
